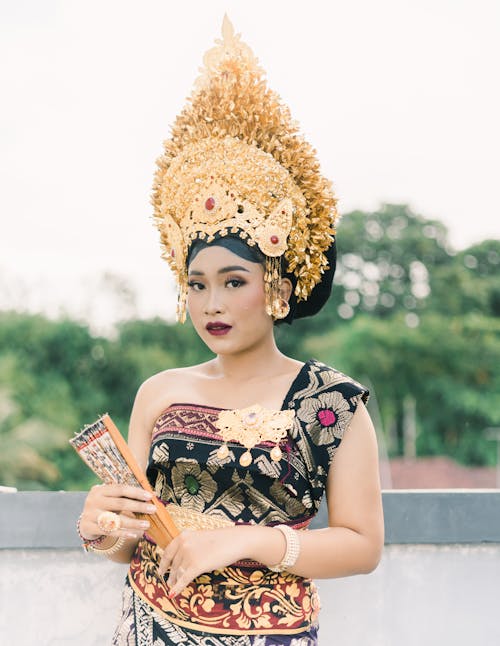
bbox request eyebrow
[188,265,251,276]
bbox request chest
[146,404,314,525]
[163,374,299,412]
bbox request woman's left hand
[158,527,252,598]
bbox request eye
[187,280,205,291]
[226,278,245,288]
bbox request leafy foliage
[0,204,498,489]
[305,313,500,465]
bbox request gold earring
[272,298,290,320]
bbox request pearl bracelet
[269,524,300,572]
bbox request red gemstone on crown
[205,197,216,211]
[171,249,175,258]
[270,235,279,244]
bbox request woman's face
[187,245,274,355]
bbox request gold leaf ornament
[196,14,263,91]
[214,405,295,467]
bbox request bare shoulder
[127,364,210,470]
[138,366,191,398]
[139,361,216,393]
[135,367,192,417]
[134,361,215,426]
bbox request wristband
[269,524,300,572]
[76,513,106,552]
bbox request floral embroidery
[113,578,319,645]
[317,409,336,426]
[269,481,307,517]
[296,390,352,446]
[152,443,170,463]
[301,492,313,509]
[171,458,217,512]
[129,538,320,635]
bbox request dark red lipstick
[206,321,232,336]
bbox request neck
[212,334,287,381]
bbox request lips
[206,321,232,336]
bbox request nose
[204,287,225,315]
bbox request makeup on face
[206,321,232,336]
[186,246,273,355]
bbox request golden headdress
[152,16,337,322]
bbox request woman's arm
[161,402,384,595]
[282,400,384,578]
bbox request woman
[78,17,384,646]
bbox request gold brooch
[214,404,295,467]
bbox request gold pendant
[270,445,283,462]
[215,404,294,468]
[239,451,253,467]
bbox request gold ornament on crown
[152,15,338,322]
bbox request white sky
[1,0,499,329]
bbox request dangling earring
[264,257,282,316]
[176,271,188,323]
[272,297,290,320]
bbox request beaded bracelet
[269,524,301,572]
[76,513,106,553]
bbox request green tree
[306,313,500,465]
[1,204,498,488]
[275,203,455,355]
[0,312,214,490]
[429,239,500,317]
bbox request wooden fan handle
[101,414,180,543]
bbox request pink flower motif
[317,409,337,427]
[296,390,353,445]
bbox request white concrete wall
[1,544,499,646]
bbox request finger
[167,565,191,598]
[158,552,173,578]
[118,517,151,535]
[158,540,179,578]
[95,497,157,516]
[91,512,151,540]
[166,560,182,591]
[92,484,153,501]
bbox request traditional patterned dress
[112,359,368,645]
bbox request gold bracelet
[269,524,300,572]
[87,536,126,556]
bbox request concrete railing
[1,491,499,645]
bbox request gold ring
[97,511,121,533]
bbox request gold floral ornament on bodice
[214,404,295,467]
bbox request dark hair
[188,236,266,267]
[187,234,336,323]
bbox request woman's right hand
[79,483,158,542]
